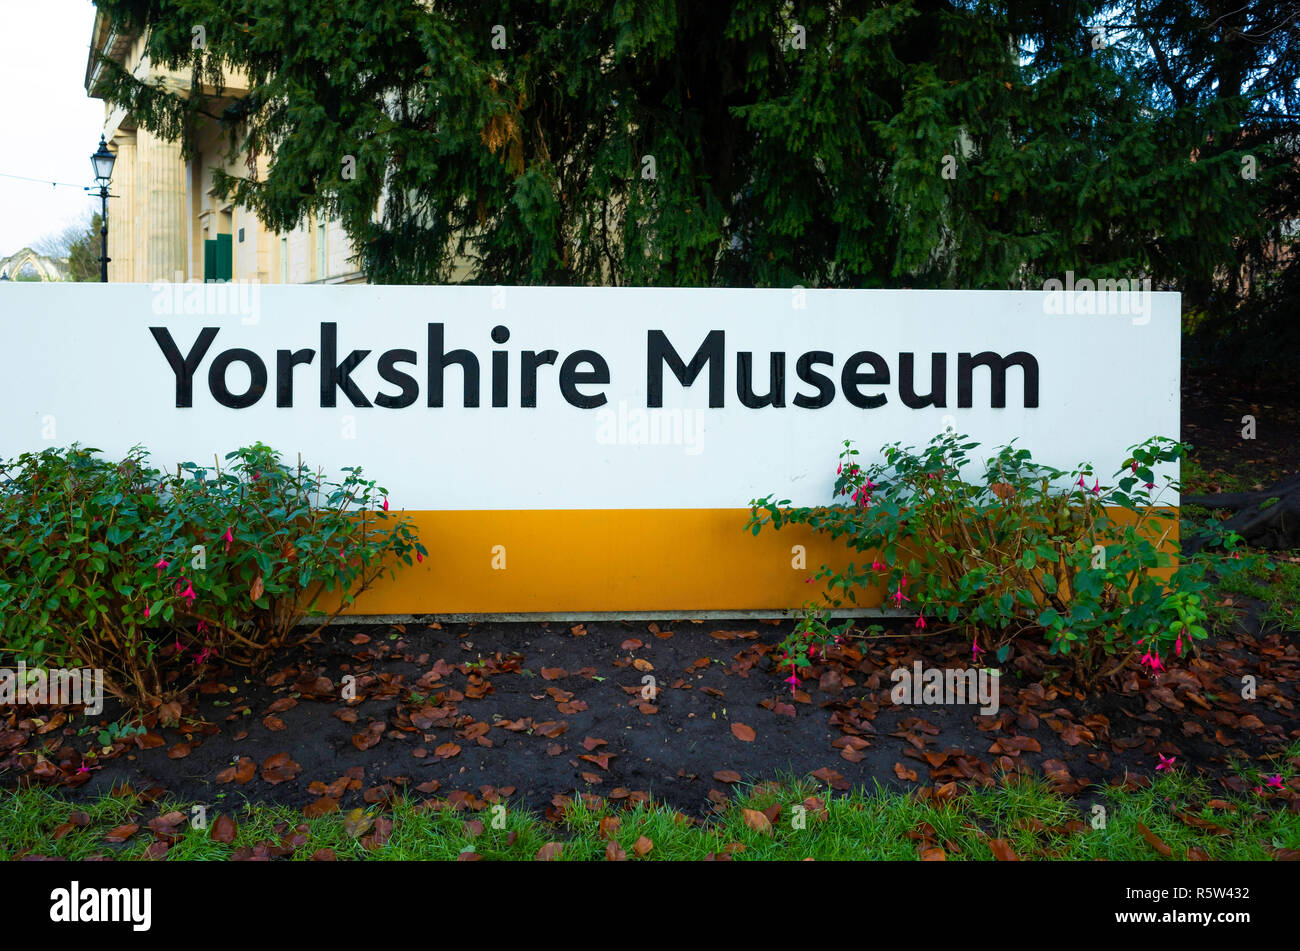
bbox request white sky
[0,0,109,256]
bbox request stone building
[84,11,363,285]
[0,249,69,282]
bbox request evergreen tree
[91,0,1279,297]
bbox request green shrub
[0,443,425,711]
[748,433,1209,689]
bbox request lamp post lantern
[91,135,116,283]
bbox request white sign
[0,284,1179,510]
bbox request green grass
[3,768,1296,861]
[1182,457,1258,498]
[1204,552,1300,633]
[1260,562,1300,631]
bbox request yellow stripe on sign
[336,509,875,615]
[326,505,1178,617]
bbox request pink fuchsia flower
[872,560,886,572]
[972,641,985,662]
[1140,650,1164,673]
[1144,482,1156,490]
[1131,461,1139,474]
[196,620,207,634]
[836,463,843,475]
[1090,478,1100,495]
[1156,753,1175,771]
[805,577,814,584]
[784,671,801,695]
[416,551,424,564]
[890,587,910,607]
[915,615,927,630]
[1265,774,1284,789]
[193,647,215,664]
[382,496,390,512]
[222,526,234,551]
[144,605,150,620]
[1076,475,1087,490]
[154,557,169,578]
[176,578,196,608]
[1175,634,1183,657]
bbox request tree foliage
[91,0,1291,308]
[66,214,105,283]
[31,212,102,282]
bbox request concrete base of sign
[303,608,913,625]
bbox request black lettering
[842,352,889,409]
[560,350,609,408]
[521,350,559,407]
[957,351,1039,408]
[647,330,724,407]
[208,348,267,408]
[491,351,509,407]
[320,322,371,408]
[899,352,947,408]
[275,348,316,407]
[737,352,786,408]
[427,323,479,407]
[793,352,834,409]
[375,349,419,409]
[150,326,219,407]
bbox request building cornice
[85,7,140,98]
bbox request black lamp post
[91,135,116,283]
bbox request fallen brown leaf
[535,842,564,861]
[260,752,301,784]
[209,815,237,844]
[104,824,138,844]
[731,723,756,742]
[1136,822,1172,857]
[303,797,339,819]
[988,838,1019,861]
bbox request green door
[204,234,233,282]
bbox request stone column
[108,130,136,283]
[137,129,188,281]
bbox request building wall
[88,14,367,286]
